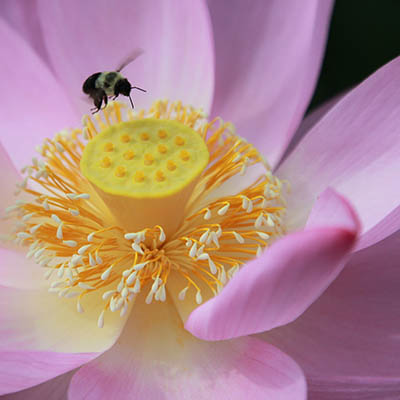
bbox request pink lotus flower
[1,1,400,399]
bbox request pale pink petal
[0,285,128,354]
[207,0,333,167]
[0,19,78,170]
[0,247,46,289]
[0,143,21,237]
[278,56,400,248]
[281,91,346,165]
[185,189,359,341]
[263,229,400,399]
[0,353,89,396]
[37,0,214,114]
[68,297,306,400]
[0,370,74,400]
[0,0,49,65]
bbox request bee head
[115,78,132,96]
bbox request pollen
[7,100,287,329]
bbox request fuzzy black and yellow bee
[82,49,146,114]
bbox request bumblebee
[82,49,146,114]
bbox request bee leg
[131,86,146,93]
[91,97,103,114]
[101,94,108,110]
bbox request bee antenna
[128,94,135,109]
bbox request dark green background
[309,0,400,111]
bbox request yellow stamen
[7,100,288,328]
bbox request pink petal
[0,285,127,354]
[278,56,400,248]
[68,297,306,400]
[37,0,214,114]
[207,0,333,167]
[263,228,400,399]
[0,352,89,396]
[0,370,74,400]
[0,0,49,65]
[0,19,78,170]
[185,188,359,341]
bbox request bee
[82,49,146,114]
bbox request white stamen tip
[97,311,105,328]
[217,203,230,216]
[196,291,203,304]
[233,231,244,244]
[132,243,144,255]
[208,258,217,275]
[77,301,84,313]
[126,270,137,285]
[178,287,189,301]
[257,231,270,240]
[124,232,138,240]
[204,209,211,220]
[63,240,77,247]
[78,282,95,290]
[51,214,62,224]
[78,244,91,255]
[102,290,116,300]
[101,265,113,280]
[189,242,197,258]
[87,232,96,242]
[158,227,166,242]
[199,230,209,243]
[56,223,64,240]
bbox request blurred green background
[309,0,400,110]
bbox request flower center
[80,118,209,237]
[6,101,288,327]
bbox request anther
[155,170,165,182]
[158,129,167,139]
[175,136,185,146]
[140,132,150,141]
[134,171,145,182]
[157,144,167,154]
[180,150,190,161]
[115,166,126,178]
[123,150,135,160]
[144,153,154,165]
[120,134,130,143]
[167,160,176,171]
[101,156,111,168]
[104,142,114,152]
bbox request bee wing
[116,48,144,72]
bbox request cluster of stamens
[5,100,287,328]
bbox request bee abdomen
[82,72,102,94]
